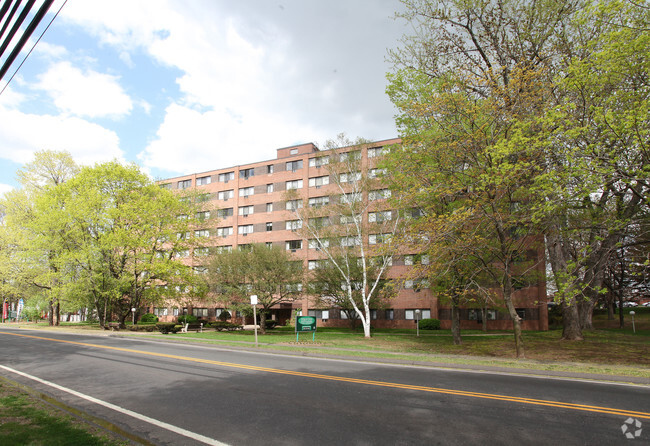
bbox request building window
[340,192,362,204]
[309,216,330,228]
[217,227,233,237]
[286,179,303,190]
[309,238,330,250]
[285,199,303,211]
[266,222,273,231]
[308,175,329,188]
[290,148,299,155]
[217,207,233,218]
[267,164,274,174]
[308,196,330,208]
[218,172,234,183]
[368,147,387,158]
[194,247,209,256]
[266,203,273,212]
[218,190,234,200]
[267,183,274,193]
[286,220,302,231]
[308,309,329,319]
[265,242,273,248]
[193,266,208,275]
[340,236,361,247]
[369,233,391,245]
[340,172,361,183]
[159,183,171,189]
[176,231,190,240]
[194,229,210,238]
[153,307,168,317]
[193,308,208,318]
[239,187,254,197]
[178,179,192,189]
[196,210,210,221]
[238,205,254,216]
[405,309,431,320]
[308,259,325,270]
[286,160,303,172]
[175,249,190,258]
[385,309,394,320]
[339,150,361,162]
[238,224,253,235]
[215,245,232,254]
[286,240,302,251]
[240,168,254,179]
[340,214,361,224]
[309,156,329,167]
[369,211,392,223]
[368,168,386,179]
[369,189,391,201]
[196,175,212,186]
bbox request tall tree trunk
[48,299,54,326]
[618,296,624,329]
[481,304,488,333]
[54,301,60,326]
[561,300,584,340]
[578,298,595,330]
[451,303,462,345]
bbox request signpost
[295,315,317,342]
[251,295,258,347]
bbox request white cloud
[57,0,404,176]
[138,102,320,174]
[0,106,124,166]
[33,61,133,119]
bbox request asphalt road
[0,327,648,445]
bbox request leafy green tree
[1,150,79,325]
[385,0,573,356]
[533,0,650,339]
[207,243,304,334]
[26,161,205,328]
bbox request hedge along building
[155,138,548,330]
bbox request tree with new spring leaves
[207,243,304,334]
[2,155,207,328]
[289,134,400,338]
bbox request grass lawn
[0,380,126,446]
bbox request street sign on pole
[295,315,317,341]
[251,295,258,347]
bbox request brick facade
[155,138,548,331]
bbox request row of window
[168,148,389,189]
[170,168,388,192]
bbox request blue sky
[0,0,407,193]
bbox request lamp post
[131,307,136,325]
[415,309,421,337]
[630,310,636,334]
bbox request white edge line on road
[0,364,229,446]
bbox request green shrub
[177,314,198,324]
[264,320,278,329]
[418,318,441,330]
[140,313,159,323]
[127,325,157,332]
[156,322,181,334]
[218,310,231,321]
[211,321,243,331]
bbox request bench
[107,322,120,331]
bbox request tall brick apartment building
[156,138,548,331]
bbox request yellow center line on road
[2,330,649,420]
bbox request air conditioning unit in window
[242,233,247,236]
[224,197,229,201]
[316,185,321,189]
[291,249,296,253]
[243,214,248,218]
